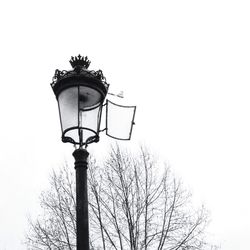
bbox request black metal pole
[73,148,89,250]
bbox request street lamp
[51,55,136,250]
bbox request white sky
[0,0,249,249]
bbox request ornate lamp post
[51,55,136,250]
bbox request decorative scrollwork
[51,69,71,86]
[88,69,105,81]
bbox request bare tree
[26,145,217,250]
[26,163,76,250]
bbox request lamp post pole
[73,148,90,250]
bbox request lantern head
[51,55,108,147]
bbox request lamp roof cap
[69,54,91,69]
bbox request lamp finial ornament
[70,55,91,69]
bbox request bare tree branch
[26,145,217,250]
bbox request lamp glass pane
[106,100,136,140]
[79,106,101,144]
[79,86,102,110]
[58,87,78,132]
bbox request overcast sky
[0,0,250,249]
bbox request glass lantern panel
[79,106,101,144]
[106,100,136,140]
[58,87,78,132]
[79,86,102,110]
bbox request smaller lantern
[51,55,108,147]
